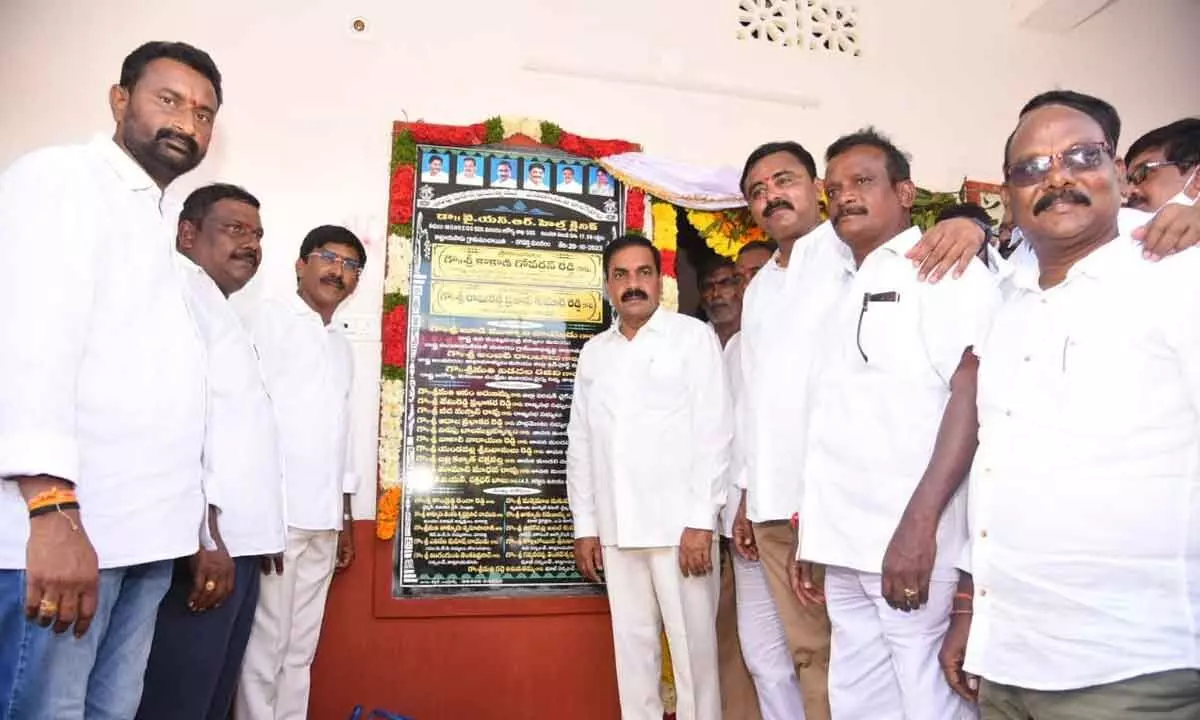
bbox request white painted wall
[2,0,1197,517]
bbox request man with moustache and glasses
[236,225,365,720]
[798,128,997,719]
[0,41,222,718]
[938,91,1200,720]
[136,184,286,720]
[1125,118,1200,213]
[568,234,731,720]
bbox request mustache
[620,288,648,302]
[762,199,794,217]
[155,128,199,156]
[320,274,346,290]
[1033,188,1091,215]
[231,248,259,265]
[833,205,868,224]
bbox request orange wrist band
[954,592,973,602]
[27,487,78,513]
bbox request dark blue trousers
[137,555,261,720]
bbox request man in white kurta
[950,93,1200,720]
[800,131,997,720]
[567,234,731,720]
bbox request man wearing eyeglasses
[1125,117,1200,212]
[940,91,1200,719]
[236,225,366,720]
[796,128,998,720]
[137,183,285,720]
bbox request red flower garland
[557,131,639,159]
[660,249,678,278]
[406,122,489,147]
[382,305,408,369]
[389,165,415,226]
[626,189,646,232]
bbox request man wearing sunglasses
[941,91,1200,719]
[1125,118,1200,213]
[237,225,366,720]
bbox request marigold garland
[375,486,401,541]
[686,208,766,259]
[651,201,678,256]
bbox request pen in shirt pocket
[856,291,900,363]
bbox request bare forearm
[13,475,76,501]
[902,356,979,529]
[342,494,353,521]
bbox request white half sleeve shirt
[719,331,745,538]
[566,308,732,547]
[248,294,358,532]
[799,226,1000,580]
[964,234,1200,690]
[0,136,207,569]
[180,259,287,557]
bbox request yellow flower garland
[651,201,678,253]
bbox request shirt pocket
[641,353,689,415]
[855,297,924,375]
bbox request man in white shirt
[492,160,518,189]
[699,258,805,720]
[567,234,731,720]
[0,41,220,719]
[942,91,1200,720]
[421,155,448,183]
[137,184,286,720]
[458,156,484,186]
[733,140,993,720]
[525,163,550,190]
[236,225,364,720]
[558,166,583,194]
[799,129,996,719]
[1124,118,1199,212]
[589,168,615,196]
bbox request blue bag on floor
[348,705,414,720]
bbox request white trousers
[732,552,807,720]
[602,544,721,720]
[235,527,338,720]
[824,566,976,720]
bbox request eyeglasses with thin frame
[308,249,364,275]
[1127,160,1182,186]
[1005,142,1113,187]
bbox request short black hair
[120,41,223,106]
[602,234,660,276]
[299,225,367,265]
[696,257,737,287]
[825,127,912,184]
[1005,90,1120,167]
[736,239,779,259]
[178,183,260,231]
[935,203,993,226]
[740,141,818,195]
[1126,117,1200,171]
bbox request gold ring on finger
[204,580,216,592]
[38,598,58,617]
[902,587,918,598]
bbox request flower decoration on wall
[686,207,767,259]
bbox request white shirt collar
[835,225,921,274]
[89,134,159,195]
